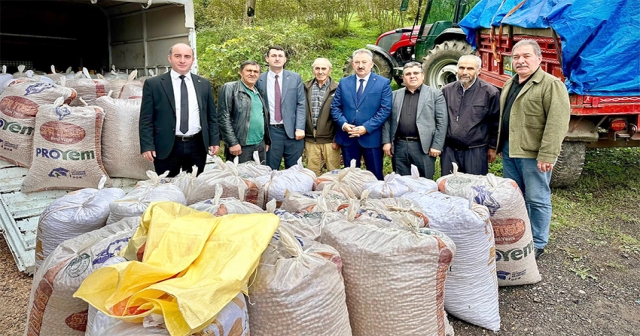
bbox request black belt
[446,143,487,150]
[396,136,419,142]
[176,133,200,141]
[271,124,285,128]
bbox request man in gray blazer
[256,46,306,169]
[382,62,448,179]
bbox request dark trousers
[440,144,488,176]
[392,139,436,179]
[341,142,384,180]
[225,141,266,165]
[154,134,206,177]
[266,125,304,170]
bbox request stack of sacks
[85,256,249,336]
[24,217,141,336]
[45,65,73,84]
[316,159,378,198]
[75,202,278,336]
[66,68,110,106]
[398,164,439,192]
[190,184,265,216]
[256,158,316,206]
[437,164,542,286]
[117,70,144,99]
[105,69,136,98]
[188,156,263,205]
[95,95,153,179]
[248,224,351,335]
[0,65,14,94]
[404,191,501,331]
[171,166,199,202]
[321,200,456,336]
[22,97,109,192]
[266,199,344,240]
[362,172,413,198]
[107,171,185,224]
[280,189,350,213]
[0,80,76,166]
[35,180,125,269]
[234,151,272,178]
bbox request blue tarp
[459,0,640,96]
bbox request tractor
[344,0,474,88]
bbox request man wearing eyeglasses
[382,62,448,179]
[256,46,306,170]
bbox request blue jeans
[502,141,552,249]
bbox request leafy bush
[198,21,331,91]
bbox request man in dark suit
[330,49,392,180]
[256,46,306,170]
[139,43,219,177]
[382,62,448,179]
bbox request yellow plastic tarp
[74,202,279,336]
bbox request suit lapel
[191,74,205,114]
[160,73,176,112]
[356,74,376,108]
[416,84,427,119]
[394,88,405,125]
[280,70,289,103]
[257,73,268,107]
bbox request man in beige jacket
[496,39,571,260]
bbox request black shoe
[534,248,545,260]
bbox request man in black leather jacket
[217,60,271,163]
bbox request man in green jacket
[496,39,571,260]
[303,58,340,175]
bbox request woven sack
[35,183,125,269]
[321,201,456,336]
[25,217,140,336]
[315,159,378,198]
[256,157,316,206]
[248,224,351,336]
[95,96,153,179]
[437,165,542,286]
[0,80,76,166]
[22,98,108,192]
[190,184,265,215]
[404,190,501,331]
[66,68,109,106]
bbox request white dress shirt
[266,70,284,125]
[170,70,201,136]
[355,72,371,94]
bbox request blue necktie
[356,78,365,104]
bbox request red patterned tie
[274,74,282,122]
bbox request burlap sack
[118,80,143,99]
[66,68,109,106]
[22,99,108,192]
[35,186,126,270]
[316,159,378,198]
[249,224,351,336]
[437,167,542,286]
[95,96,153,179]
[321,202,456,336]
[25,217,140,336]
[86,292,249,336]
[190,184,265,215]
[0,81,76,166]
[404,191,501,331]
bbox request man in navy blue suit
[330,49,392,180]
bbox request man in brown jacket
[303,58,340,175]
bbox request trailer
[0,0,196,274]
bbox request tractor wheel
[422,40,473,89]
[343,52,393,80]
[550,141,586,188]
